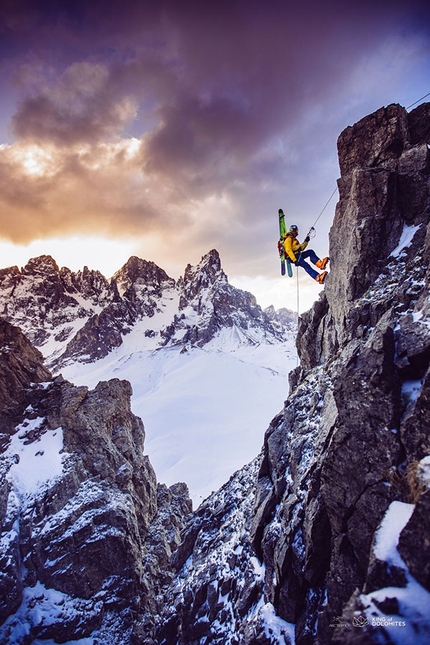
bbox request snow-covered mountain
[0,249,295,367]
[0,249,297,504]
[155,102,430,644]
[2,102,429,645]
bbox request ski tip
[278,208,284,215]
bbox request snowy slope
[61,327,297,507]
[0,250,297,507]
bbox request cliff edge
[252,102,430,643]
[158,103,430,645]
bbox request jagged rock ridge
[0,319,191,644]
[156,103,430,644]
[0,249,295,369]
[2,102,430,645]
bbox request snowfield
[60,327,297,507]
[5,418,65,498]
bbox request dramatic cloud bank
[0,0,429,308]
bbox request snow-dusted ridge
[2,101,430,645]
[0,249,297,505]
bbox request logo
[371,617,406,628]
[329,616,349,629]
[352,615,369,628]
[329,613,407,631]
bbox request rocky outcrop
[249,102,430,643]
[157,103,430,645]
[298,102,430,364]
[155,457,298,645]
[0,319,191,644]
[0,320,51,432]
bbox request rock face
[250,103,430,643]
[0,319,51,432]
[157,103,430,644]
[0,319,191,644]
[0,250,289,369]
[1,102,430,645]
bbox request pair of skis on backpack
[278,208,293,277]
[280,250,293,277]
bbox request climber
[284,224,329,284]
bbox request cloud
[0,0,430,278]
[11,62,138,145]
[0,136,169,243]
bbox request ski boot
[316,271,328,284]
[316,257,329,270]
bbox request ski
[286,257,293,278]
[278,209,287,276]
[280,254,286,276]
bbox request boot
[316,257,329,270]
[316,271,328,284]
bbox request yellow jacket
[283,234,308,262]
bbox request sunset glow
[1,0,429,311]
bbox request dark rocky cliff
[1,102,429,645]
[0,319,191,644]
[157,103,430,644]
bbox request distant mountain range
[1,101,430,645]
[0,248,297,503]
[0,248,296,369]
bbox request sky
[0,0,429,313]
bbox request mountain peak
[197,248,222,272]
[112,256,175,299]
[180,248,226,299]
[0,249,288,366]
[22,254,59,276]
[113,255,171,280]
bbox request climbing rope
[406,92,430,110]
[293,185,338,354]
[295,263,300,366]
[305,185,338,238]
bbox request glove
[304,236,310,243]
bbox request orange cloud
[1,0,429,281]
